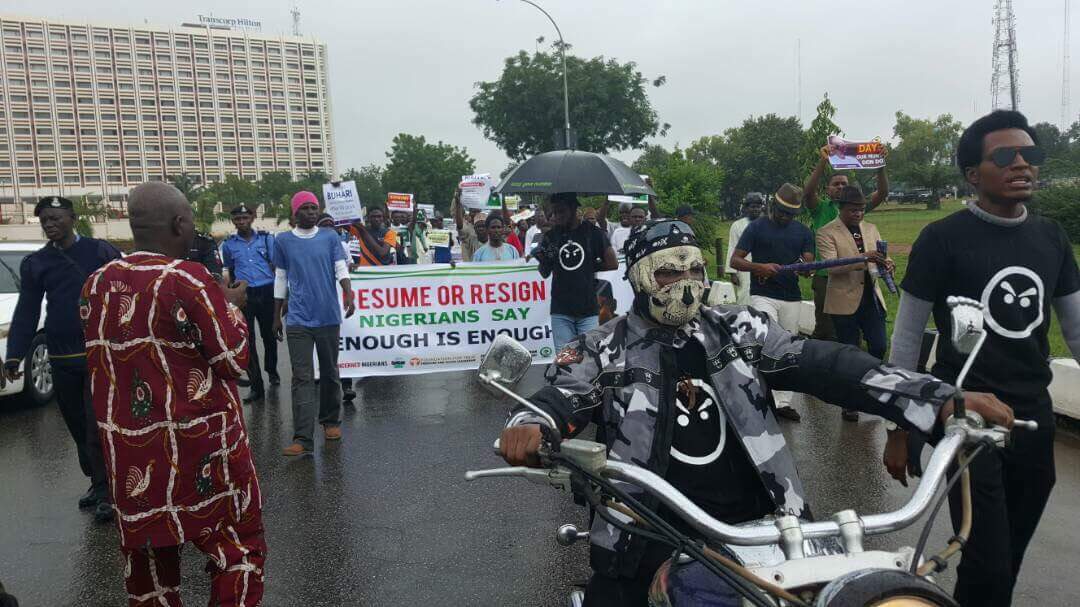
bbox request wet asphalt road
[0,339,1078,606]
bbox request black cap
[316,212,335,225]
[231,204,255,216]
[675,205,694,218]
[34,196,73,217]
[623,219,698,270]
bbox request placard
[460,173,494,209]
[323,180,362,225]
[386,192,415,212]
[826,136,886,170]
[427,229,452,247]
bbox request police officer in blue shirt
[2,196,121,522]
[221,204,279,402]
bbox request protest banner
[826,135,886,170]
[417,203,436,219]
[386,192,415,212]
[322,181,362,225]
[335,260,635,377]
[608,174,650,205]
[510,208,535,223]
[486,194,520,211]
[427,229,451,247]
[339,262,553,377]
[460,173,494,209]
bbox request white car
[0,241,54,405]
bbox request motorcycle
[465,296,1038,607]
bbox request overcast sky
[6,0,1074,174]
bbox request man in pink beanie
[272,191,356,456]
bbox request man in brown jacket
[816,185,894,420]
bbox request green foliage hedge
[1032,186,1080,243]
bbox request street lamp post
[504,0,571,149]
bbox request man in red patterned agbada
[82,182,266,606]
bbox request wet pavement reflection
[0,341,1077,605]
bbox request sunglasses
[986,145,1045,168]
[641,220,696,241]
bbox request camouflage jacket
[508,304,955,577]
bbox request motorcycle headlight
[0,323,9,340]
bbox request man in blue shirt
[221,204,279,404]
[273,191,356,456]
[2,196,122,521]
[730,183,815,422]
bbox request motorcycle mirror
[946,296,985,355]
[477,334,533,396]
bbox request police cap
[34,196,74,217]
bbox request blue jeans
[830,290,887,360]
[551,314,599,350]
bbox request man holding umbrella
[498,150,653,348]
[535,193,618,348]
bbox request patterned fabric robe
[509,304,956,577]
[82,252,260,549]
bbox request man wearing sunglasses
[729,183,815,422]
[886,110,1080,607]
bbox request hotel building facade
[0,14,335,220]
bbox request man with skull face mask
[499,219,1015,607]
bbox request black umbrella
[494,150,655,197]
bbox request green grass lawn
[706,199,1077,358]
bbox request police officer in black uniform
[3,196,122,523]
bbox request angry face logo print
[980,266,1045,339]
[670,379,727,466]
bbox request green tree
[382,133,475,213]
[890,112,963,210]
[257,171,299,223]
[685,115,805,217]
[341,165,386,210]
[470,44,669,160]
[642,148,725,244]
[800,94,842,178]
[204,174,259,210]
[631,145,673,174]
[166,172,204,202]
[294,170,332,202]
[1033,122,1080,180]
[72,195,105,237]
[190,191,227,233]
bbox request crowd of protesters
[1,109,1078,607]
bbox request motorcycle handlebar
[472,416,1037,547]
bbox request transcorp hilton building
[0,14,335,219]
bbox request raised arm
[452,187,465,230]
[597,197,611,230]
[868,165,889,211]
[802,146,830,210]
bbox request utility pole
[1063,0,1072,130]
[991,0,1021,110]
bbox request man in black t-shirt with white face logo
[534,193,618,349]
[887,110,1080,607]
